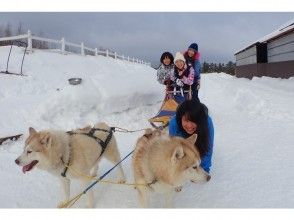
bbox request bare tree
[1,23,13,45]
[0,25,3,37]
[16,22,25,35]
[4,23,12,37]
[0,25,3,46]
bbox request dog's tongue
[22,164,30,173]
[22,167,27,173]
[22,160,38,173]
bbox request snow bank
[0,46,163,135]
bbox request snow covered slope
[1,46,294,208]
[0,46,162,136]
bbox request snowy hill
[1,46,294,208]
[0,46,162,136]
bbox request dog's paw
[175,186,183,192]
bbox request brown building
[235,20,294,79]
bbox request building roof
[235,19,294,55]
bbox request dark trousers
[173,89,199,104]
[192,89,200,102]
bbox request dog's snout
[206,175,211,182]
[15,159,20,165]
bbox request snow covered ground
[0,46,294,208]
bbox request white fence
[0,30,151,66]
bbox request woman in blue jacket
[183,43,201,102]
[169,99,214,173]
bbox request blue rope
[82,150,134,194]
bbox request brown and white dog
[15,122,126,208]
[132,128,210,208]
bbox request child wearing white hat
[170,52,195,103]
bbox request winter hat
[174,52,186,64]
[188,43,198,52]
[160,51,174,64]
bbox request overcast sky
[0,12,293,66]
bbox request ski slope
[0,46,294,208]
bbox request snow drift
[0,46,163,135]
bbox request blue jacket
[168,116,214,173]
[194,60,201,81]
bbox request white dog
[132,129,210,208]
[15,122,126,208]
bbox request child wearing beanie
[183,43,201,101]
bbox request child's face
[163,57,171,66]
[181,115,197,134]
[187,49,195,57]
[175,60,185,69]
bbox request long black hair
[176,99,210,158]
[160,52,174,65]
[184,52,195,68]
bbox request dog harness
[61,127,115,177]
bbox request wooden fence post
[27,30,32,53]
[81,42,85,56]
[61,37,65,54]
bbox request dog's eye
[27,151,32,154]
[193,166,198,170]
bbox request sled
[148,86,192,129]
[0,41,28,77]
[0,71,27,76]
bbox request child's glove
[176,78,184,87]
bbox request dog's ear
[144,128,153,135]
[154,129,162,136]
[40,132,52,147]
[29,127,37,135]
[171,146,185,164]
[143,128,153,139]
[186,134,197,145]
